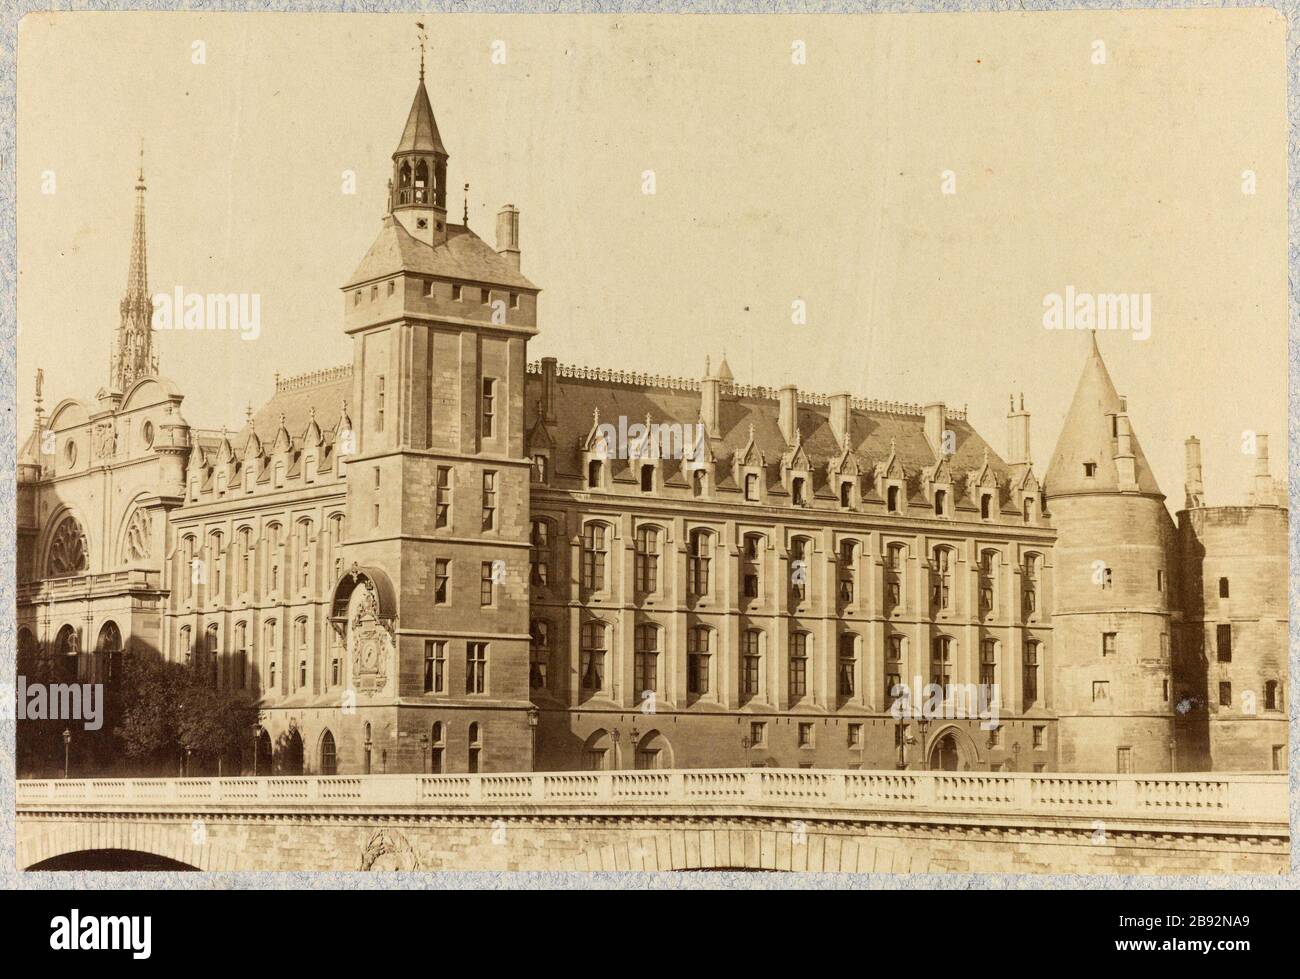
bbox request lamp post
[62,728,71,779]
[916,717,931,772]
[527,707,540,772]
[1168,736,1177,772]
[420,733,430,774]
[1011,741,1022,772]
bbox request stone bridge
[16,769,1289,874]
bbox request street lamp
[62,728,71,779]
[916,717,931,771]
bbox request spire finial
[245,402,253,425]
[463,183,469,224]
[416,21,427,82]
[137,138,145,186]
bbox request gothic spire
[111,142,158,391]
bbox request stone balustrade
[17,769,1286,825]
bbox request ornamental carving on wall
[359,829,422,871]
[123,508,152,562]
[348,578,391,694]
[47,516,89,578]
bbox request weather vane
[415,21,427,81]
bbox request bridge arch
[18,821,239,872]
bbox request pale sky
[16,10,1289,506]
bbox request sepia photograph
[3,2,1295,928]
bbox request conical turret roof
[1045,333,1162,498]
[393,79,447,158]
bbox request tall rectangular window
[1022,641,1039,708]
[434,559,450,605]
[435,466,452,529]
[635,526,660,593]
[481,378,496,438]
[741,630,761,697]
[931,636,952,699]
[580,622,606,692]
[375,375,385,432]
[530,520,550,587]
[1216,624,1232,662]
[687,626,711,696]
[1218,681,1232,707]
[837,634,856,697]
[423,642,445,694]
[979,639,997,697]
[634,624,659,697]
[481,471,497,531]
[480,562,494,606]
[789,632,808,700]
[886,635,903,706]
[581,524,607,592]
[1102,632,1117,657]
[466,642,487,694]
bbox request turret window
[481,378,496,438]
[1083,462,1097,477]
[1265,680,1280,711]
[1216,624,1232,662]
[1218,577,1230,598]
[452,283,463,301]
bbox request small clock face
[359,635,381,672]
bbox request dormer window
[839,481,852,509]
[792,477,807,506]
[1083,462,1097,478]
[887,485,900,513]
[933,489,947,517]
[980,493,991,520]
[692,469,707,498]
[640,464,654,493]
[588,459,603,489]
[744,472,759,502]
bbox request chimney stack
[700,371,720,438]
[1253,433,1276,505]
[778,385,799,445]
[829,392,851,448]
[496,204,521,270]
[923,402,947,459]
[1006,393,1031,467]
[1184,436,1205,508]
[541,357,557,424]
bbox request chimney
[778,385,799,445]
[829,392,851,448]
[1253,433,1276,505]
[541,357,557,424]
[1184,436,1205,508]
[700,374,720,438]
[1006,393,1030,467]
[923,402,946,459]
[496,204,521,270]
[1114,410,1137,491]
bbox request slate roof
[344,216,537,291]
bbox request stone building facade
[16,70,1287,777]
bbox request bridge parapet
[17,769,1286,826]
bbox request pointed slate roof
[1045,333,1162,498]
[394,79,447,158]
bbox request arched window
[529,620,550,690]
[838,634,857,698]
[319,730,337,776]
[789,631,810,701]
[328,513,346,584]
[47,515,88,578]
[1022,639,1040,708]
[581,523,609,591]
[467,722,482,773]
[207,531,224,602]
[296,520,313,591]
[980,639,998,700]
[1023,553,1041,617]
[294,617,308,689]
[236,527,253,595]
[530,519,551,587]
[263,619,278,691]
[979,549,997,616]
[885,543,905,609]
[789,537,810,604]
[96,622,123,686]
[688,529,713,597]
[931,546,953,610]
[687,626,711,696]
[55,624,80,682]
[178,625,192,666]
[931,636,953,698]
[742,533,764,600]
[233,621,247,690]
[205,623,219,687]
[580,621,607,694]
[885,635,904,706]
[181,535,197,601]
[430,722,444,773]
[741,629,762,699]
[265,523,282,594]
[634,623,659,698]
[635,525,661,594]
[839,540,858,605]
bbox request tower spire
[111,144,157,391]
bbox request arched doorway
[282,728,304,775]
[635,730,674,770]
[581,730,611,771]
[54,624,79,682]
[929,732,961,771]
[254,728,272,775]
